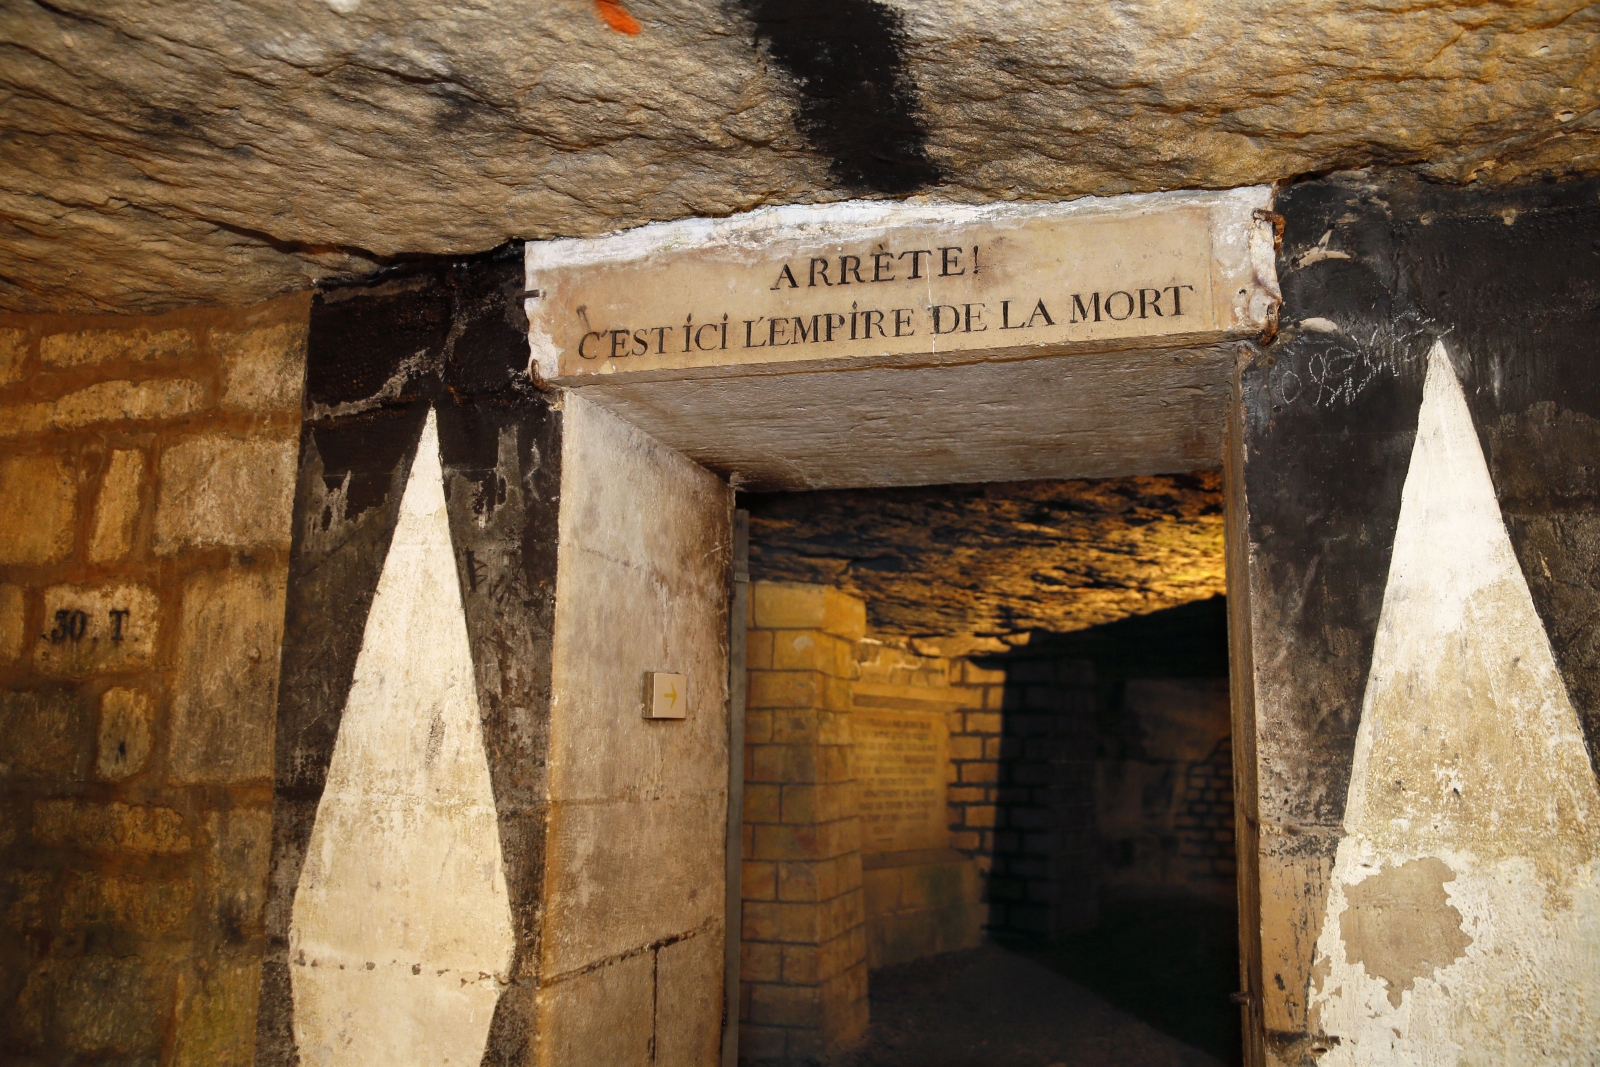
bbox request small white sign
[645,672,687,720]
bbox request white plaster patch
[1309,342,1600,1065]
[289,408,513,1065]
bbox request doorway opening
[738,473,1239,1066]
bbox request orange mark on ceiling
[594,0,641,34]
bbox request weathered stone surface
[747,473,1224,637]
[0,378,208,436]
[167,568,284,783]
[12,956,167,1055]
[95,686,153,780]
[203,807,271,942]
[59,871,195,938]
[33,799,191,853]
[0,328,27,384]
[0,452,75,563]
[153,435,297,551]
[40,326,195,367]
[87,447,145,562]
[218,321,307,413]
[0,688,86,779]
[0,0,1594,314]
[0,583,25,660]
[33,582,159,677]
[172,955,262,1067]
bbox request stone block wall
[0,297,307,1063]
[982,657,1100,938]
[1097,679,1236,902]
[740,582,869,1062]
[941,660,1005,885]
[851,640,985,968]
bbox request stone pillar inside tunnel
[253,257,734,1067]
[739,582,871,1062]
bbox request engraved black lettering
[1139,288,1163,318]
[1069,293,1100,324]
[894,308,915,337]
[632,330,650,356]
[793,315,821,343]
[897,249,932,279]
[770,263,799,290]
[1026,299,1056,328]
[1104,291,1135,320]
[839,255,865,285]
[930,305,960,334]
[809,258,832,287]
[770,316,790,346]
[578,331,604,359]
[50,608,88,644]
[1165,284,1194,316]
[108,608,130,641]
[938,246,964,277]
[864,309,887,337]
[872,252,896,282]
[824,313,846,342]
[744,318,767,348]
[610,329,631,358]
[650,326,670,354]
[695,323,721,351]
[963,303,987,332]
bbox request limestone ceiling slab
[2,0,1596,313]
[745,472,1226,638]
[567,343,1233,491]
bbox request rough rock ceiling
[745,472,1225,638]
[2,0,1596,314]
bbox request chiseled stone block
[33,583,160,678]
[171,954,262,1067]
[87,448,146,562]
[0,327,28,384]
[752,582,866,641]
[96,687,154,780]
[652,931,724,1067]
[32,799,191,854]
[218,321,307,413]
[0,379,208,436]
[0,584,23,660]
[12,955,168,1055]
[167,568,284,784]
[203,807,272,943]
[40,326,196,367]
[59,871,195,938]
[154,435,297,551]
[537,951,654,1066]
[0,452,75,563]
[0,688,86,780]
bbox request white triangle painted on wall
[1308,342,1600,1063]
[289,408,514,1065]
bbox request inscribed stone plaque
[855,710,949,854]
[525,187,1278,385]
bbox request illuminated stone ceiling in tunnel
[744,471,1225,639]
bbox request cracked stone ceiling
[2,0,1596,314]
[745,473,1225,639]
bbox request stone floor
[832,941,1230,1067]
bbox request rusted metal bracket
[1252,209,1286,345]
[1253,208,1285,252]
[1258,300,1281,347]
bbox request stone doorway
[734,477,1241,1065]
